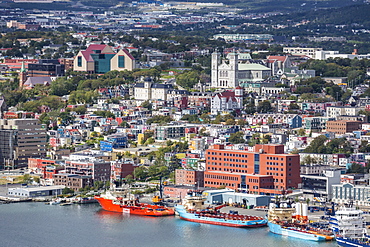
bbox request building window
[77,56,82,67]
[118,55,125,68]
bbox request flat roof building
[0,118,47,169]
[204,144,301,195]
[326,120,362,134]
[8,185,64,197]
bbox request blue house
[100,134,128,151]
[287,115,302,128]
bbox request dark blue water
[0,202,337,247]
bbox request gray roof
[24,77,52,86]
[167,89,189,95]
[135,83,173,89]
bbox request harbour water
[0,202,337,247]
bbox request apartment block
[326,120,362,134]
[283,47,323,59]
[110,160,136,181]
[154,125,186,141]
[27,59,65,77]
[299,153,346,166]
[175,169,204,187]
[53,174,93,191]
[64,159,111,182]
[204,144,301,195]
[28,158,57,173]
[332,183,370,206]
[326,106,362,119]
[0,130,16,170]
[0,119,47,169]
[304,117,335,131]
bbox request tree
[21,96,64,113]
[347,163,365,174]
[244,97,256,114]
[21,174,32,184]
[262,135,271,144]
[49,77,78,96]
[325,83,342,100]
[225,118,236,125]
[141,100,152,110]
[58,112,75,125]
[200,113,210,123]
[146,115,173,125]
[304,135,328,153]
[199,127,209,136]
[301,155,315,165]
[228,131,245,144]
[267,117,274,124]
[62,187,74,194]
[237,119,247,127]
[175,70,200,89]
[104,181,110,189]
[181,114,200,123]
[93,110,116,119]
[94,181,104,190]
[120,121,130,128]
[74,105,87,115]
[297,128,306,136]
[69,90,98,104]
[144,137,155,145]
[359,141,370,153]
[304,136,353,156]
[257,100,272,113]
[341,89,352,103]
[289,103,300,110]
[125,174,134,185]
[134,166,148,180]
[33,176,40,184]
[249,133,261,146]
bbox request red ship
[94,190,175,216]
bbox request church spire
[19,61,27,88]
[20,61,26,73]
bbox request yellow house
[137,133,144,144]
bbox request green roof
[238,64,271,71]
[238,53,252,60]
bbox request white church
[211,51,271,88]
[211,87,243,115]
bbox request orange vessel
[94,190,175,216]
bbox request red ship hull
[94,196,175,216]
[179,216,267,228]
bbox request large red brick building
[110,160,136,181]
[204,144,301,195]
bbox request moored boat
[95,189,175,216]
[267,202,334,241]
[49,197,63,205]
[75,197,97,204]
[330,206,370,247]
[175,190,267,228]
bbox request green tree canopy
[257,100,272,113]
[228,131,245,144]
[175,70,200,89]
[93,110,116,119]
[146,115,173,125]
